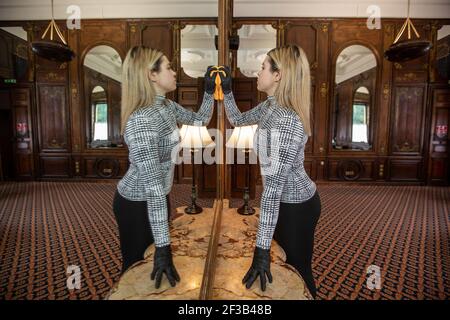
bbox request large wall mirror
[0,26,29,81]
[332,44,377,151]
[436,25,450,81]
[83,45,123,148]
[181,25,218,78]
[237,24,276,77]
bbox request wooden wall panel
[79,21,127,59]
[389,159,423,181]
[40,156,70,178]
[37,85,70,152]
[285,22,322,73]
[141,22,173,60]
[391,86,426,155]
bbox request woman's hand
[151,245,180,288]
[204,65,216,94]
[218,65,232,94]
[242,247,273,291]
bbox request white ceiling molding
[0,0,449,21]
[234,0,450,18]
[0,0,218,20]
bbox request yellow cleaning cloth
[209,66,226,101]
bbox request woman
[221,44,322,298]
[113,46,216,288]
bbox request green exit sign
[4,79,16,84]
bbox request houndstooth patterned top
[117,93,214,247]
[224,92,317,250]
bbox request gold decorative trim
[271,21,287,47]
[394,141,419,152]
[379,164,384,177]
[398,72,417,81]
[49,139,62,148]
[383,84,390,100]
[320,82,328,98]
[71,87,78,99]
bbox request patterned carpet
[0,182,448,300]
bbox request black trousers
[273,190,321,298]
[112,191,171,274]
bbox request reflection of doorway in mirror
[237,25,276,77]
[91,86,108,141]
[352,86,369,144]
[93,103,108,140]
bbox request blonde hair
[121,46,164,133]
[267,44,312,136]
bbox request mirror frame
[329,41,381,154]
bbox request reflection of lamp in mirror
[179,125,215,214]
[226,125,257,215]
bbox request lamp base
[184,203,203,214]
[237,203,255,215]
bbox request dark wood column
[199,0,233,300]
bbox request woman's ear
[148,69,157,83]
[274,70,281,82]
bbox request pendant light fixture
[384,0,432,62]
[31,0,75,62]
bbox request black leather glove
[150,245,180,288]
[218,65,232,94]
[242,246,273,291]
[204,65,216,94]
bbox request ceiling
[0,0,449,20]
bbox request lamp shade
[226,125,257,149]
[179,125,215,149]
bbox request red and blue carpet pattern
[0,182,448,300]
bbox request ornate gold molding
[379,164,384,178]
[320,82,328,98]
[71,86,78,99]
[383,84,390,100]
[320,23,329,33]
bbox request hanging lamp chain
[392,0,420,44]
[40,0,68,45]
